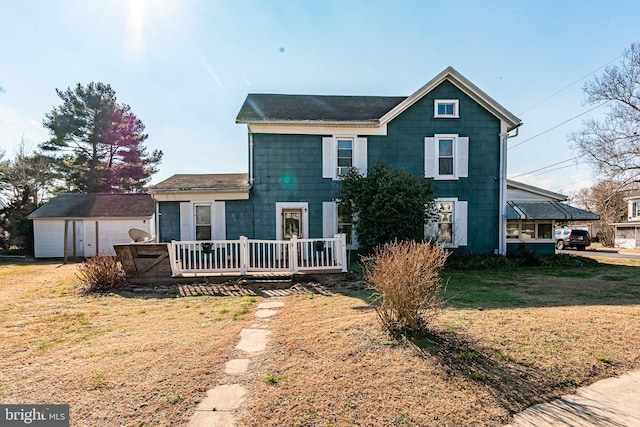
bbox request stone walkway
[507,371,640,426]
[187,299,285,427]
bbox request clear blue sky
[1,0,638,197]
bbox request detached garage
[28,193,155,258]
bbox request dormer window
[434,99,459,118]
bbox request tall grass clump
[363,240,449,334]
[77,256,128,294]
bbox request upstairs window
[632,201,640,219]
[438,138,454,176]
[434,99,459,118]
[336,138,353,176]
[322,136,367,180]
[425,134,469,180]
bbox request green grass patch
[264,374,287,385]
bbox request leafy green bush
[77,256,128,294]
[339,161,434,253]
[363,240,449,334]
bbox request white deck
[169,235,347,277]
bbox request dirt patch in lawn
[240,266,640,426]
[0,260,258,426]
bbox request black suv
[555,229,591,250]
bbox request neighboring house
[505,180,599,254]
[29,193,155,258]
[611,189,640,249]
[151,66,598,257]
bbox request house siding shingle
[368,80,501,253]
[225,80,502,254]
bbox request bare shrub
[363,240,449,334]
[77,256,128,294]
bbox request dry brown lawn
[1,256,639,426]
[0,259,256,426]
[240,262,640,426]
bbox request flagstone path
[187,298,285,427]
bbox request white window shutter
[355,137,367,174]
[322,137,335,178]
[454,200,468,247]
[322,201,337,238]
[424,137,436,177]
[213,201,226,240]
[457,137,469,178]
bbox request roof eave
[379,66,522,130]
[150,187,250,194]
[236,119,381,128]
[507,179,568,201]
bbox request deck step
[238,275,293,288]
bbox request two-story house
[148,66,599,275]
[612,190,640,249]
[153,67,521,256]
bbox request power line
[550,177,595,193]
[518,54,623,115]
[510,156,581,179]
[508,101,608,150]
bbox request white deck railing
[170,235,347,276]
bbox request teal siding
[368,81,501,253]
[227,80,502,253]
[226,134,336,240]
[158,202,180,242]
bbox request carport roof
[506,201,600,221]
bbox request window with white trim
[322,136,367,180]
[434,99,459,118]
[438,138,454,176]
[424,134,469,180]
[425,198,467,247]
[336,138,353,176]
[337,203,354,246]
[632,201,640,219]
[437,201,453,244]
[506,221,554,240]
[322,201,358,249]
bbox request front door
[282,209,303,240]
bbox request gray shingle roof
[236,94,406,123]
[235,67,522,130]
[506,201,600,221]
[150,173,249,192]
[28,193,155,219]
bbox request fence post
[240,236,248,275]
[169,241,178,277]
[291,235,298,274]
[336,233,348,272]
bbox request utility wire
[508,101,608,150]
[548,177,596,194]
[510,156,581,178]
[518,54,623,115]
